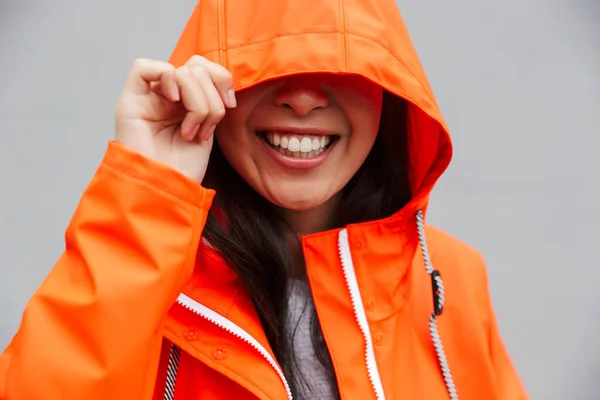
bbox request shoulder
[424,224,486,269]
[423,224,489,291]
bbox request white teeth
[264,131,334,159]
[312,138,320,151]
[300,137,312,152]
[280,136,289,149]
[288,137,301,152]
[275,147,325,158]
[266,132,331,150]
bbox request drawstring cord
[416,210,459,400]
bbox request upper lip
[256,126,337,136]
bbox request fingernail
[202,125,216,141]
[188,124,201,140]
[227,89,236,108]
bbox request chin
[255,176,344,213]
[264,187,334,211]
[269,195,326,211]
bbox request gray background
[0,0,598,398]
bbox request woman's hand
[114,55,236,183]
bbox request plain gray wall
[0,1,598,398]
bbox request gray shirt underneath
[284,280,336,399]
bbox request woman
[0,0,528,399]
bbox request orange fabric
[0,0,527,399]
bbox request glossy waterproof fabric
[0,0,528,399]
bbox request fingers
[175,67,210,140]
[124,56,236,142]
[175,56,236,141]
[150,70,180,102]
[191,67,226,140]
[125,59,179,101]
[186,55,236,108]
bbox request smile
[257,130,338,159]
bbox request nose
[274,80,329,115]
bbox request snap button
[211,347,227,361]
[354,240,363,249]
[374,334,384,346]
[366,299,375,310]
[184,329,198,341]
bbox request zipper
[174,293,293,400]
[164,343,181,400]
[338,229,386,400]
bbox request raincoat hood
[169,0,453,211]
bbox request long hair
[201,91,411,398]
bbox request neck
[277,194,341,278]
[274,193,342,280]
[278,194,340,237]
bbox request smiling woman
[216,73,383,214]
[0,0,528,399]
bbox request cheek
[334,81,383,138]
[347,95,382,149]
[341,130,377,179]
[336,94,382,177]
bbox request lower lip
[260,137,335,170]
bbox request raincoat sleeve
[0,141,215,400]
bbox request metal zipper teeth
[176,293,293,400]
[338,229,386,400]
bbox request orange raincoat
[0,0,528,399]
